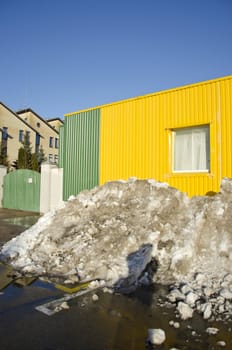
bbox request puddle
[2,215,39,228]
[0,278,231,349]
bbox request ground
[0,208,40,246]
[0,207,231,349]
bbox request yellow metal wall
[220,77,232,179]
[100,76,232,196]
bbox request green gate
[3,170,40,212]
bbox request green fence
[3,170,40,212]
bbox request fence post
[50,167,63,210]
[40,162,53,213]
[40,162,64,213]
[0,166,7,208]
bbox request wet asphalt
[0,208,40,246]
[0,209,231,350]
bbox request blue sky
[0,0,231,119]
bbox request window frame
[19,130,24,142]
[172,124,210,173]
[2,127,8,141]
[55,138,59,149]
[49,137,53,148]
[48,154,53,163]
[1,127,8,157]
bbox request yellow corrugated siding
[100,77,232,196]
[165,80,221,195]
[221,77,232,178]
[100,96,165,184]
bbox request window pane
[192,129,208,170]
[174,129,192,171]
[19,130,24,142]
[173,125,209,172]
[49,137,53,147]
[2,127,8,141]
[55,138,59,148]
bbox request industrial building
[60,75,232,199]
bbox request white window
[49,154,53,163]
[173,125,210,172]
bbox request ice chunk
[217,341,226,347]
[185,291,199,306]
[206,327,219,335]
[177,302,193,320]
[194,273,207,285]
[168,289,185,303]
[147,328,166,345]
[220,288,232,300]
[181,284,192,295]
[92,294,99,301]
[203,303,212,320]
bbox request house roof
[0,102,41,136]
[47,117,64,124]
[17,108,59,135]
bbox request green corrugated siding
[3,170,40,212]
[58,125,64,168]
[63,109,100,200]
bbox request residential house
[47,118,64,132]
[0,102,63,167]
[16,108,62,164]
[0,102,37,166]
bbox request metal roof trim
[64,75,232,117]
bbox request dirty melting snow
[1,177,232,319]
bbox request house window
[19,130,24,142]
[49,137,53,148]
[54,154,58,163]
[37,122,40,127]
[48,154,53,163]
[2,127,8,141]
[1,127,8,157]
[55,138,59,148]
[36,133,40,153]
[173,125,210,172]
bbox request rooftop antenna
[18,73,30,111]
[24,73,29,109]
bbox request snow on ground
[1,177,232,320]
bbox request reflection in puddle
[2,216,39,228]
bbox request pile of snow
[1,177,232,320]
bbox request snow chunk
[169,320,179,328]
[168,289,185,303]
[177,302,193,320]
[92,294,99,301]
[147,328,166,345]
[217,341,226,347]
[206,327,219,335]
[220,288,232,300]
[185,291,199,306]
[202,303,212,320]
